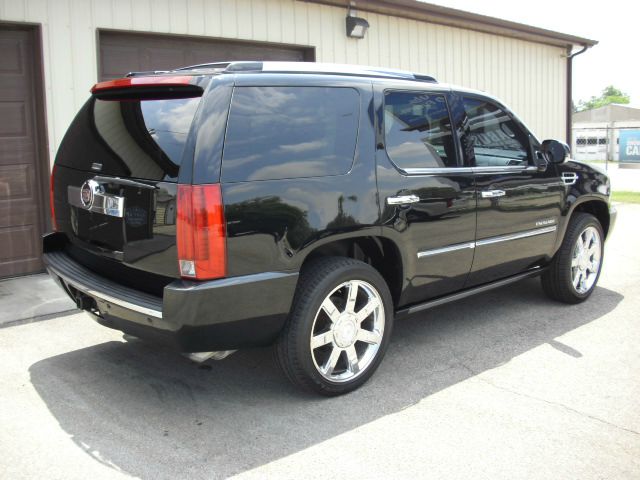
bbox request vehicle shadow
[29,279,623,479]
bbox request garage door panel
[146,47,188,71]
[0,27,45,277]
[100,45,143,78]
[99,31,313,80]
[0,140,36,166]
[0,37,23,74]
[0,225,40,261]
[0,164,32,200]
[0,102,27,137]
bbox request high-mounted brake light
[90,75,196,94]
[176,184,226,280]
[49,164,57,231]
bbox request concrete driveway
[1,205,639,480]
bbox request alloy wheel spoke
[311,331,334,350]
[355,298,380,323]
[580,276,587,292]
[321,298,341,323]
[356,328,381,345]
[346,281,359,313]
[571,255,580,267]
[345,345,360,374]
[322,347,341,376]
[573,271,582,288]
[584,230,595,250]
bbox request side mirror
[541,139,570,164]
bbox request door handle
[387,194,420,205]
[481,190,506,198]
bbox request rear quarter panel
[209,75,379,276]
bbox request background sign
[619,130,640,162]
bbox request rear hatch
[51,75,208,295]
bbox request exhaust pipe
[185,350,236,362]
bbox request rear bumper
[43,234,298,351]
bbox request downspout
[566,44,589,146]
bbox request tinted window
[56,97,201,182]
[460,97,530,167]
[222,86,360,182]
[383,91,457,169]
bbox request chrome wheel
[310,280,385,383]
[571,225,602,294]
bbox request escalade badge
[80,179,100,208]
[80,181,93,208]
[535,218,556,227]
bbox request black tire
[541,212,604,304]
[275,257,394,396]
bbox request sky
[423,0,638,106]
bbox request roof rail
[125,70,171,77]
[168,61,438,83]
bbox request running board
[395,267,547,318]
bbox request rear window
[56,96,201,182]
[221,86,360,182]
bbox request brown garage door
[99,31,314,80]
[0,26,47,278]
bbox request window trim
[400,165,539,176]
[381,88,462,173]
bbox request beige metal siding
[0,0,567,163]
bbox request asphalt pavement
[0,205,638,480]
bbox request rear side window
[222,86,360,182]
[383,91,458,169]
[56,96,201,182]
[460,97,530,167]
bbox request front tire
[276,257,394,396]
[541,213,604,304]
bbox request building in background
[0,0,596,277]
[572,104,640,163]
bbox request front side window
[460,97,530,167]
[383,91,458,169]
[222,86,360,182]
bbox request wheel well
[572,200,610,237]
[303,237,403,307]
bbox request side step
[395,267,547,318]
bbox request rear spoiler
[90,75,204,100]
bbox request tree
[575,85,631,112]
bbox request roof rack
[166,61,438,83]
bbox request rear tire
[276,257,394,396]
[541,213,604,304]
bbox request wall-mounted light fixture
[346,10,369,39]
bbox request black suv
[45,61,616,395]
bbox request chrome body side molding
[475,226,557,247]
[417,226,557,258]
[417,242,476,258]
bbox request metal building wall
[0,0,568,164]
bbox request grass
[612,191,640,204]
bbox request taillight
[176,184,226,280]
[49,164,57,231]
